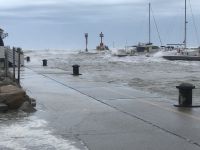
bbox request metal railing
[0,46,24,84]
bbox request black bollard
[175,83,195,107]
[26,56,30,62]
[42,59,47,66]
[72,65,81,75]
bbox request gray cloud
[1,0,200,49]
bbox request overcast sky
[1,0,200,50]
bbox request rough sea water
[0,114,82,150]
[21,49,200,103]
[29,49,200,102]
[1,49,200,149]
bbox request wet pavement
[17,60,200,150]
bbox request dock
[163,55,200,61]
[20,61,200,150]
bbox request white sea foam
[0,116,84,150]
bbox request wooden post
[13,47,16,81]
[4,48,8,78]
[17,48,21,84]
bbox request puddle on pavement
[0,115,87,150]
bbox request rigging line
[150,6,163,46]
[188,0,200,46]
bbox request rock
[0,85,36,111]
[19,101,36,113]
[0,85,26,109]
[0,78,17,86]
[0,103,8,112]
[30,98,36,107]
[23,95,36,107]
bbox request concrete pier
[21,64,200,150]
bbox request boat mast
[149,3,151,44]
[184,0,187,49]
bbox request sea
[25,49,200,101]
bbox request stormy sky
[1,0,200,50]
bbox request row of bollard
[26,56,199,108]
[26,57,81,76]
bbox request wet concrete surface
[19,63,200,150]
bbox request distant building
[0,28,24,67]
[0,28,4,46]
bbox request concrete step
[0,103,8,112]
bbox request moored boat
[163,55,200,61]
[162,0,200,61]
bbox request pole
[17,48,21,84]
[4,48,8,78]
[100,32,104,45]
[13,47,16,81]
[85,33,88,52]
[184,0,187,49]
[149,3,151,44]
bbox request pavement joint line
[71,85,124,88]
[58,133,90,150]
[102,86,162,100]
[97,97,162,101]
[74,134,91,150]
[58,130,154,136]
[100,102,200,148]
[139,99,200,121]
[106,86,200,121]
[25,66,200,148]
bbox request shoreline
[0,70,36,112]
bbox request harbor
[1,49,199,149]
[1,0,200,149]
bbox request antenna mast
[149,3,151,44]
[184,0,187,49]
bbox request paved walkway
[21,64,200,150]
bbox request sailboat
[113,3,160,57]
[163,0,200,61]
[131,3,160,54]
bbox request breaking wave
[0,116,84,150]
